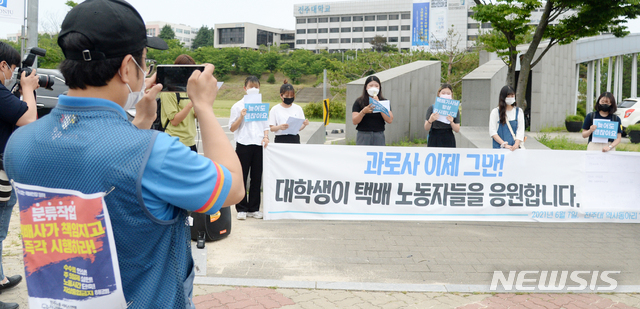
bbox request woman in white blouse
[489,85,525,151]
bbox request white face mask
[246,87,259,95]
[121,58,146,111]
[440,94,452,99]
[2,63,16,88]
[505,97,516,105]
[367,87,379,97]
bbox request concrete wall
[461,60,508,127]
[529,42,577,131]
[344,61,441,145]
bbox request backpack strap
[162,93,183,131]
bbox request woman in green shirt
[160,54,198,152]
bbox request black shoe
[0,275,21,291]
[0,301,18,309]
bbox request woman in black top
[581,92,622,152]
[351,75,394,146]
[424,83,460,147]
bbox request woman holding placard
[424,83,460,147]
[269,80,309,144]
[581,92,622,152]
[352,75,394,146]
[490,85,525,151]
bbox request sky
[1,0,640,38]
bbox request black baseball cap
[58,0,168,62]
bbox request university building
[214,22,296,50]
[146,21,199,49]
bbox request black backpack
[151,93,183,131]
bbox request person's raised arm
[187,64,244,206]
[132,72,161,129]
[15,70,39,126]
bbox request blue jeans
[0,189,16,280]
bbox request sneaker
[237,212,247,220]
[247,211,263,219]
[0,275,21,292]
[0,301,19,309]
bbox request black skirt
[428,128,456,148]
[274,134,301,144]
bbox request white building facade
[293,0,571,52]
[146,21,199,49]
[214,22,295,50]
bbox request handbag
[505,111,526,149]
[0,155,11,202]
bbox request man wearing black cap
[2,1,244,308]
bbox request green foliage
[146,39,188,65]
[191,47,232,79]
[191,26,214,50]
[36,34,64,69]
[370,35,388,52]
[280,58,304,84]
[627,124,640,132]
[565,114,584,122]
[159,25,175,41]
[539,126,566,133]
[302,101,346,121]
[267,73,276,84]
[389,137,429,147]
[262,51,281,72]
[536,134,587,150]
[65,1,78,8]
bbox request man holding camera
[3,0,243,308]
[0,41,39,309]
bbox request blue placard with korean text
[593,119,618,140]
[433,97,460,117]
[244,103,269,122]
[369,97,390,118]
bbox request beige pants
[587,142,616,152]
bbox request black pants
[274,134,300,144]
[235,143,263,213]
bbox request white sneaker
[237,212,247,220]
[247,211,263,219]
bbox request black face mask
[599,104,611,112]
[283,97,295,105]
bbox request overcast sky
[1,0,640,38]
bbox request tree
[159,25,175,41]
[433,26,471,85]
[370,35,388,52]
[261,51,281,73]
[191,26,214,50]
[472,0,640,111]
[65,1,78,8]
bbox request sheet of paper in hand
[368,97,390,117]
[433,97,460,124]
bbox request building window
[365,26,375,32]
[377,15,387,20]
[389,26,399,31]
[353,27,363,32]
[319,17,328,23]
[468,35,478,41]
[468,23,479,29]
[353,16,363,21]
[365,15,375,21]
[401,25,410,31]
[377,26,387,31]
[341,27,351,32]
[147,29,156,36]
[308,29,317,34]
[401,13,411,19]
[297,29,306,34]
[342,16,351,22]
[341,38,351,43]
[364,37,373,43]
[318,39,328,44]
[176,29,183,33]
[468,11,475,17]
[401,36,410,42]
[297,39,306,45]
[307,39,317,44]
[318,28,328,33]
[482,23,492,29]
[257,29,274,46]
[330,17,340,22]
[330,28,339,33]
[389,14,399,20]
[218,27,244,45]
[308,18,317,23]
[297,19,306,24]
[353,38,363,43]
[280,33,295,40]
[184,30,190,35]
[329,38,339,43]
[388,37,398,42]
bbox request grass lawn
[536,133,640,152]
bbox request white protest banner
[0,0,25,25]
[264,144,640,223]
[13,182,126,309]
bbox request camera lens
[38,75,54,90]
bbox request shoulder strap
[505,108,518,140]
[175,92,182,104]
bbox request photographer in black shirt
[0,41,39,309]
